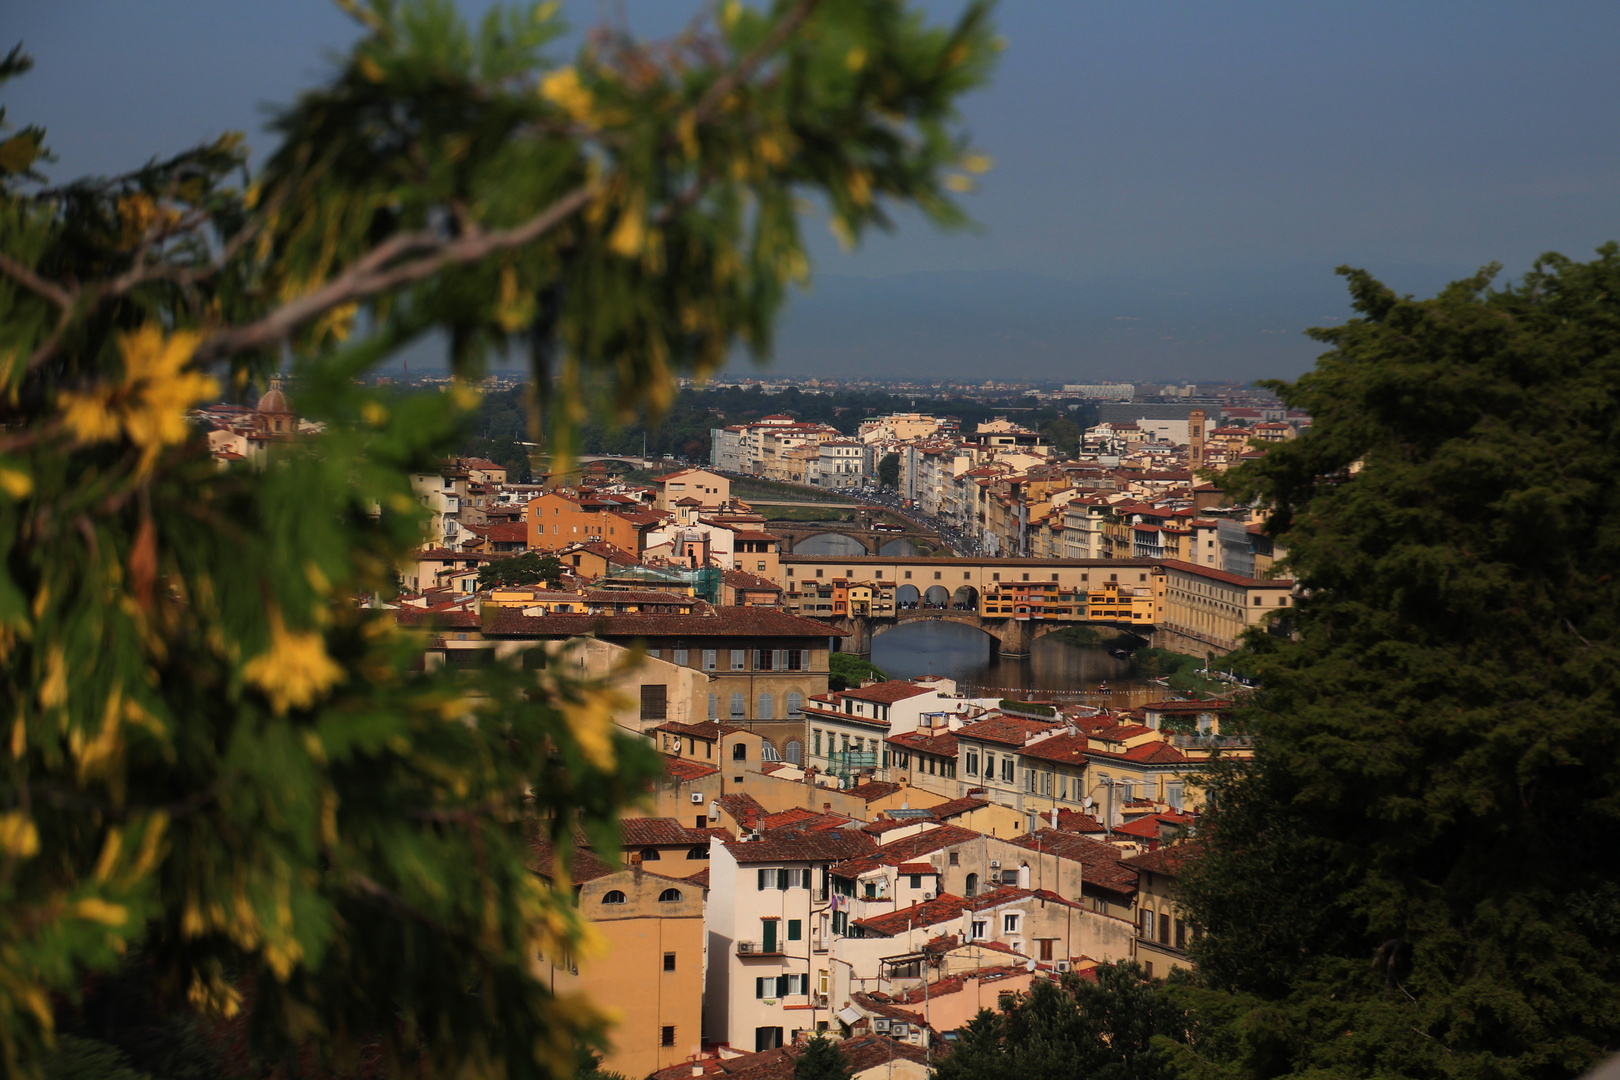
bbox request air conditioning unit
[989,860,1001,869]
[1055,960,1072,973]
[691,792,706,804]
[923,892,935,901]
[890,1024,908,1037]
[872,1018,890,1033]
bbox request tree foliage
[1172,251,1620,1080]
[932,965,1176,1080]
[479,551,565,590]
[877,452,901,487]
[0,1,996,1076]
[794,1035,853,1080]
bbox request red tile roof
[618,818,719,847]
[661,757,719,782]
[887,729,959,756]
[845,780,903,803]
[925,796,990,819]
[483,606,848,638]
[722,831,876,865]
[1016,732,1090,765]
[1120,842,1201,877]
[954,714,1063,747]
[649,1036,927,1080]
[842,681,937,705]
[1009,830,1137,896]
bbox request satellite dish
[1026,958,1037,972]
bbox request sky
[9,1,1620,383]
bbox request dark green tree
[932,966,1174,1080]
[794,1035,853,1080]
[877,452,901,488]
[479,550,565,590]
[828,652,886,691]
[1172,250,1620,1080]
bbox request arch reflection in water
[879,538,919,557]
[866,619,1157,702]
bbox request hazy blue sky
[9,1,1620,382]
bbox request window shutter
[756,977,766,998]
[776,975,789,998]
[758,869,768,891]
[778,868,789,891]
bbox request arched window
[708,694,717,720]
[602,890,626,905]
[757,693,774,720]
[784,739,803,765]
[965,873,979,898]
[658,888,683,903]
[786,692,803,718]
[729,692,745,719]
[732,742,747,762]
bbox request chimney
[692,1066,704,1078]
[1050,807,1059,830]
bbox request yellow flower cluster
[243,610,345,714]
[59,326,219,472]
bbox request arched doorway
[952,585,979,611]
[965,872,979,898]
[923,585,951,608]
[896,584,920,609]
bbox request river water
[867,620,1165,709]
[791,532,921,557]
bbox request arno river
[794,529,1168,709]
[868,620,1166,710]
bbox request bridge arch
[790,531,872,557]
[896,584,920,608]
[952,585,980,611]
[870,612,998,642]
[922,585,951,608]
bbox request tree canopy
[793,1035,853,1080]
[478,551,565,590]
[0,2,996,1076]
[877,451,901,487]
[1172,251,1620,1080]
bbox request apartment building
[705,831,878,1051]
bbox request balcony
[736,941,786,957]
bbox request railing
[1170,734,1254,750]
[736,941,785,957]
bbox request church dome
[256,378,292,415]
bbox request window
[1039,939,1054,961]
[909,875,922,889]
[1175,919,1187,950]
[904,571,912,579]
[1139,909,1153,938]
[1160,912,1172,943]
[787,919,802,941]
[992,572,1000,581]
[664,952,677,971]
[703,649,717,670]
[965,873,979,898]
[672,648,689,667]
[949,852,959,866]
[730,692,746,719]
[1004,914,1019,934]
[970,918,986,939]
[786,692,803,718]
[1025,769,1036,792]
[813,729,822,756]
[758,693,774,720]
[757,648,773,670]
[983,752,994,779]
[659,888,683,902]
[602,890,626,905]
[640,685,668,721]
[733,742,747,761]
[816,569,823,577]
[1022,573,1029,581]
[708,694,717,720]
[731,649,746,670]
[1001,758,1014,783]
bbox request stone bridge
[767,519,946,556]
[822,610,1154,658]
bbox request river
[867,619,1166,710]
[792,532,921,558]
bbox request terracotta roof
[717,792,766,821]
[855,886,1068,937]
[954,714,1063,747]
[1087,740,1192,765]
[1121,842,1201,877]
[651,720,745,740]
[722,831,876,865]
[1156,559,1293,588]
[842,681,937,705]
[618,818,719,847]
[873,824,984,861]
[925,796,990,819]
[1111,811,1198,840]
[529,836,619,884]
[483,606,848,638]
[894,863,939,875]
[886,729,959,756]
[662,757,719,782]
[862,817,925,836]
[1009,830,1137,896]
[722,569,783,592]
[685,867,711,888]
[395,605,480,630]
[650,1036,927,1080]
[844,780,903,803]
[1016,732,1090,765]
